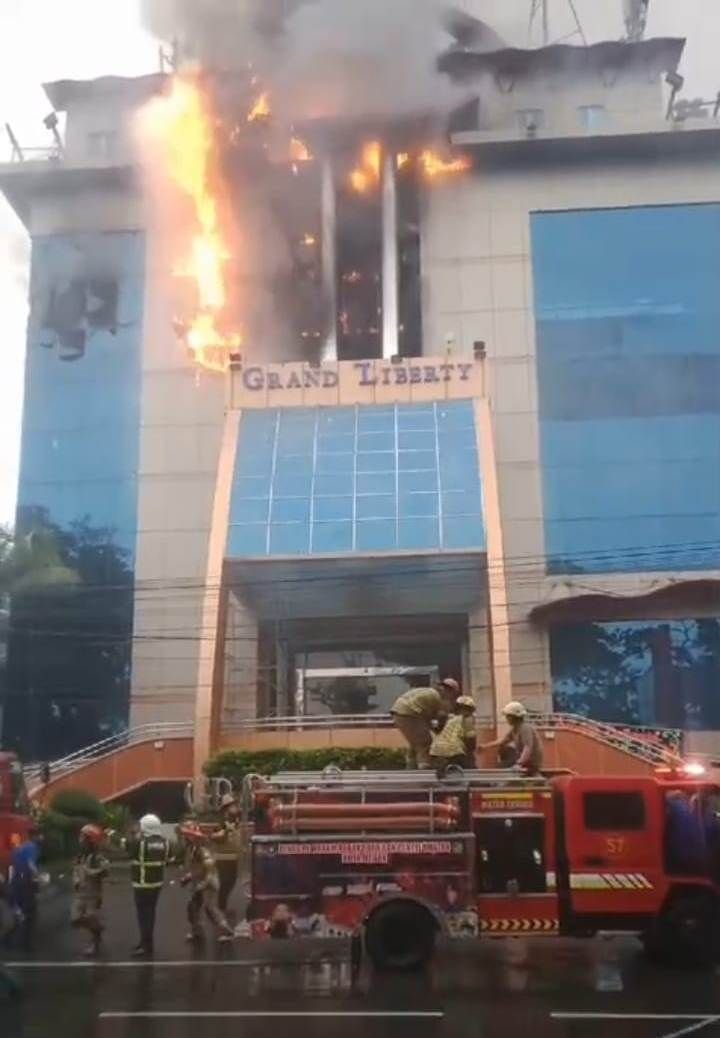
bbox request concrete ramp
[28,714,683,804]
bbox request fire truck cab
[0,751,33,881]
[245,767,720,969]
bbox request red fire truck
[0,751,33,881]
[244,766,720,969]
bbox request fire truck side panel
[249,833,477,939]
[556,776,674,921]
[0,753,32,878]
[471,786,560,933]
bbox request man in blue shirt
[9,828,41,950]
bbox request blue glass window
[229,402,486,556]
[312,521,353,553]
[314,497,353,521]
[10,230,145,760]
[532,204,720,574]
[551,618,720,729]
[271,498,310,522]
[269,523,310,554]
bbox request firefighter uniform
[71,827,108,956]
[391,682,458,768]
[430,713,476,770]
[212,795,241,914]
[126,818,172,956]
[182,835,234,942]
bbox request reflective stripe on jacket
[128,835,170,889]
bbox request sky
[0,0,719,528]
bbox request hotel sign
[229,356,484,409]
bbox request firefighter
[179,825,234,943]
[126,814,172,958]
[211,793,241,916]
[391,677,461,768]
[482,701,544,775]
[71,824,108,957]
[429,695,477,774]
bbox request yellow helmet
[502,701,527,719]
[456,696,476,710]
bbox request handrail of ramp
[24,721,194,790]
[24,711,684,793]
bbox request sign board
[229,355,484,409]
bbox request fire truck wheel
[364,901,437,972]
[644,892,719,968]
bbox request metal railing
[24,710,685,792]
[531,712,683,766]
[24,721,193,789]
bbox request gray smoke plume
[138,1,509,362]
[141,0,504,121]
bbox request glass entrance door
[295,665,439,716]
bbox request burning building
[2,4,720,768]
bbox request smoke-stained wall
[4,231,145,759]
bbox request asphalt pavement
[4,870,720,1038]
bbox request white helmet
[502,701,527,719]
[139,813,162,835]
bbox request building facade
[2,36,719,762]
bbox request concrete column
[193,407,241,778]
[321,159,337,362]
[467,604,494,719]
[382,150,399,359]
[473,397,514,725]
[222,590,259,723]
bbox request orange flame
[247,91,270,122]
[419,149,471,178]
[290,136,312,162]
[396,151,410,170]
[349,140,382,193]
[142,75,242,373]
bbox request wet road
[4,875,720,1038]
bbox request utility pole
[542,0,549,46]
[623,0,649,42]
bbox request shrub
[49,789,105,822]
[205,746,405,786]
[40,789,108,861]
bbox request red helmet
[79,824,104,846]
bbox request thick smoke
[141,0,504,121]
[138,1,509,362]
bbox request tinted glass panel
[7,230,144,759]
[583,792,646,831]
[532,205,720,573]
[229,402,485,555]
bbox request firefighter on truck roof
[430,696,477,775]
[391,677,461,768]
[481,701,544,775]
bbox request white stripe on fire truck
[631,873,653,889]
[602,874,623,889]
[570,873,653,890]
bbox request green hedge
[49,789,105,822]
[205,746,405,785]
[39,790,127,861]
